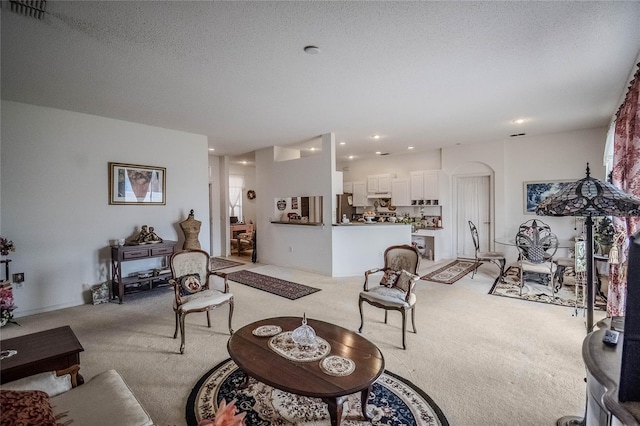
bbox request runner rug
[489,266,606,310]
[186,358,449,426]
[210,257,244,271]
[226,270,321,300]
[420,259,476,284]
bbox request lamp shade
[536,165,640,218]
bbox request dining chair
[515,223,559,297]
[468,221,506,282]
[169,249,234,354]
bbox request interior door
[455,175,491,258]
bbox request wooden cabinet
[367,174,393,193]
[352,181,368,206]
[343,181,353,194]
[391,178,410,206]
[110,240,177,303]
[410,170,439,201]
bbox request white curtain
[456,176,490,258]
[229,174,244,220]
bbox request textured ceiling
[2,1,639,163]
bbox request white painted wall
[255,135,336,275]
[1,101,210,316]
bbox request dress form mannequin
[180,209,201,250]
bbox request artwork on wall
[523,180,572,214]
[291,197,298,209]
[109,162,166,205]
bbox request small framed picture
[523,180,572,214]
[291,197,298,209]
[109,162,166,205]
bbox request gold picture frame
[109,162,166,205]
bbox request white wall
[255,134,336,275]
[1,101,210,316]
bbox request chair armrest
[168,278,183,306]
[363,268,384,291]
[212,271,230,293]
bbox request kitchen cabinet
[391,178,410,206]
[343,181,353,194]
[367,174,393,194]
[410,170,439,201]
[352,181,368,206]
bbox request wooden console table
[0,326,84,384]
[110,240,177,303]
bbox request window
[229,174,244,221]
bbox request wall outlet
[15,282,24,289]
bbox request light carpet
[186,358,449,426]
[2,261,606,426]
[420,259,476,284]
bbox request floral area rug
[420,259,477,284]
[210,257,245,271]
[489,266,606,310]
[186,358,449,426]
[226,270,321,300]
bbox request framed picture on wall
[109,162,166,205]
[523,180,572,214]
[291,197,298,209]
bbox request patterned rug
[420,259,476,284]
[489,266,606,310]
[226,270,321,300]
[186,358,449,426]
[210,257,244,271]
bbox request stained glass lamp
[536,163,640,331]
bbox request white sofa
[1,366,153,425]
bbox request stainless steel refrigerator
[336,193,356,222]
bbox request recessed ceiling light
[310,147,316,151]
[512,118,526,124]
[208,148,215,151]
[339,141,346,145]
[408,146,414,150]
[348,155,354,159]
[241,161,247,165]
[370,135,381,140]
[304,45,320,54]
[375,151,382,155]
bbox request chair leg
[206,311,211,328]
[401,309,407,350]
[519,266,524,296]
[179,313,187,354]
[173,311,179,339]
[411,307,416,333]
[358,298,365,333]
[471,259,478,279]
[498,259,506,283]
[384,310,388,324]
[228,299,234,335]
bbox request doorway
[454,174,492,258]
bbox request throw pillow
[0,390,60,426]
[395,270,419,293]
[178,273,202,296]
[380,269,400,287]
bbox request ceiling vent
[379,153,390,156]
[8,0,47,19]
[510,133,526,138]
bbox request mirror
[273,196,323,224]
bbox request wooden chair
[358,245,420,349]
[468,221,506,282]
[168,249,234,354]
[230,225,255,256]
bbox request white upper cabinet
[410,170,439,201]
[352,181,368,206]
[343,181,353,194]
[391,178,410,206]
[367,173,394,193]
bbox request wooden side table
[0,326,85,384]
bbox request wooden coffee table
[0,326,85,384]
[227,316,384,426]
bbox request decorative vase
[291,313,316,347]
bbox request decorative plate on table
[320,355,356,377]
[252,325,282,337]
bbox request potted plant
[595,216,614,255]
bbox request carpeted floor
[420,259,477,284]
[226,269,321,299]
[489,266,607,310]
[186,358,449,426]
[210,257,245,271]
